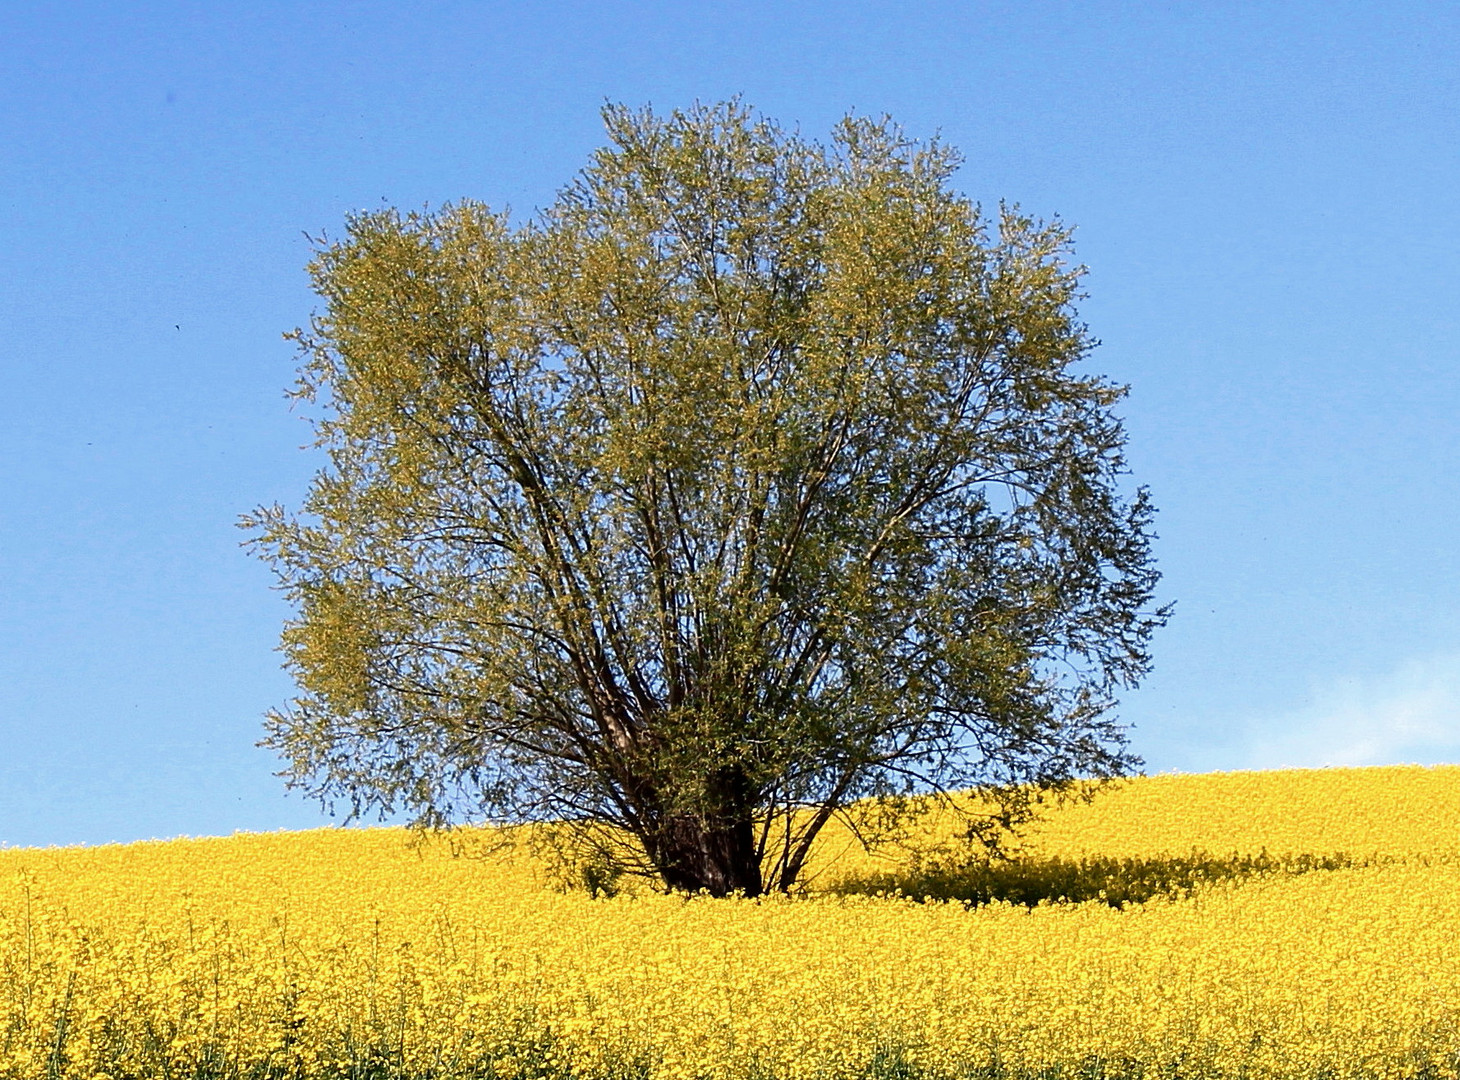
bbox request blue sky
[3,1,1458,848]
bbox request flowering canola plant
[2,765,1459,1079]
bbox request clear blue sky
[3,1,1458,848]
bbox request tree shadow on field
[826,849,1375,909]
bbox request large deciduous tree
[243,101,1168,897]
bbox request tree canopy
[243,101,1168,897]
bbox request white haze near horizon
[1219,652,1460,772]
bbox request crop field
[3,765,1459,1080]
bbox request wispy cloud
[1240,652,1460,769]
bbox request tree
[243,101,1168,898]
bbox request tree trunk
[645,812,764,897]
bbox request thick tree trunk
[644,812,764,897]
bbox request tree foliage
[243,101,1168,897]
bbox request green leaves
[244,101,1168,896]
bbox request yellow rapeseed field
[2,765,1458,1079]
